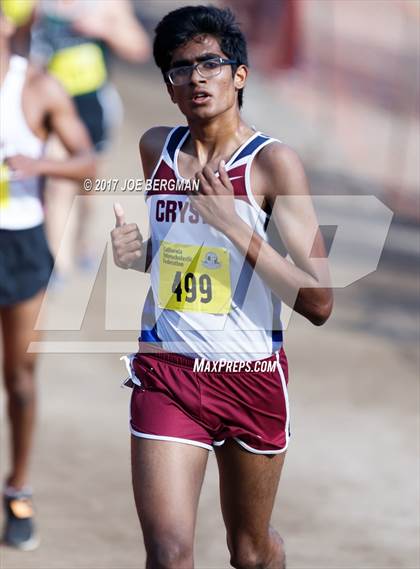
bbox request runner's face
[167,35,247,120]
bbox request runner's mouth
[191,92,212,105]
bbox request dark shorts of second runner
[0,224,54,306]
[74,90,108,152]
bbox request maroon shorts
[128,347,290,454]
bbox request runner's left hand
[190,160,240,234]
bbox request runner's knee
[145,534,193,569]
[4,361,36,404]
[228,531,285,569]
[228,534,266,569]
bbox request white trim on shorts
[276,349,290,449]
[233,437,288,455]
[214,436,288,455]
[215,350,290,455]
[130,427,213,451]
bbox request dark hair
[153,5,248,108]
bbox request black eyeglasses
[166,57,237,86]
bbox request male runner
[0,6,95,550]
[111,6,333,568]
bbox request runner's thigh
[215,440,286,539]
[1,290,44,373]
[131,437,209,546]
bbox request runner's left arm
[190,145,333,326]
[7,75,96,182]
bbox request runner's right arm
[40,74,96,180]
[111,127,171,272]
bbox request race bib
[158,241,231,314]
[2,0,35,26]
[48,43,107,96]
[0,164,10,207]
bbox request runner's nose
[189,67,206,85]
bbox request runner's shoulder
[255,140,302,173]
[139,126,173,175]
[139,126,172,155]
[26,64,70,106]
[254,141,307,197]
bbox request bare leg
[44,178,78,277]
[1,290,44,490]
[131,437,209,569]
[215,440,287,569]
[75,189,96,266]
[43,137,78,277]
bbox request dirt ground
[1,61,419,569]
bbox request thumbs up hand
[111,202,144,269]
[113,202,126,227]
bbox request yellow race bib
[0,163,10,207]
[158,241,232,314]
[48,43,107,96]
[1,0,35,26]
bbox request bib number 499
[171,271,212,304]
[159,241,231,313]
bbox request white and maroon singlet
[140,126,284,361]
